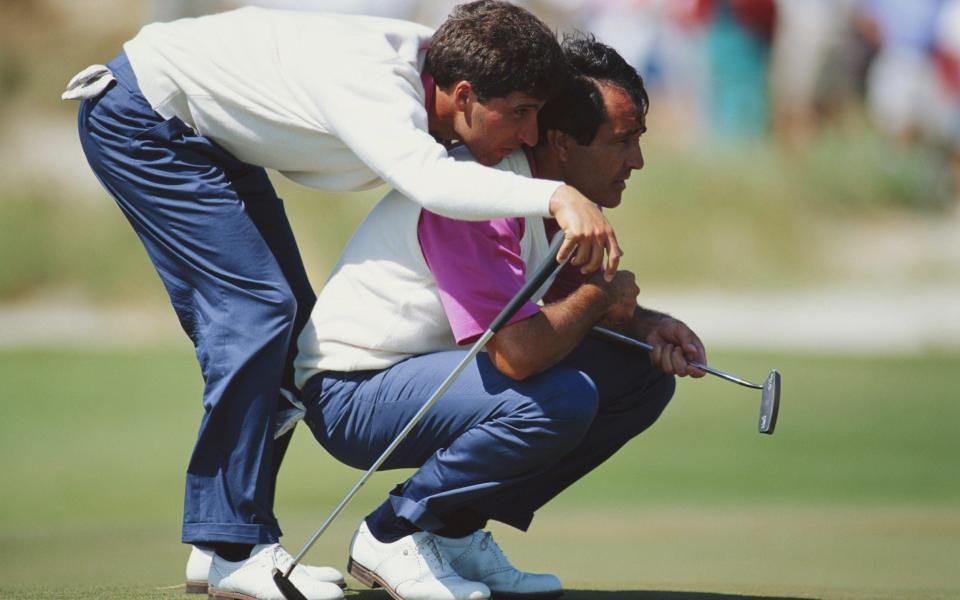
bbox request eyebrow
[617,126,645,139]
[514,101,543,110]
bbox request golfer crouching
[294,34,707,600]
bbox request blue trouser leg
[303,351,600,531]
[77,53,314,544]
[302,337,674,532]
[470,337,675,529]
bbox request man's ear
[547,129,573,162]
[451,81,474,113]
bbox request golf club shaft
[284,235,570,576]
[591,325,762,390]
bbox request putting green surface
[1,347,958,600]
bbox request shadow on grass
[564,592,815,600]
[346,590,816,600]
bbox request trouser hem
[182,523,282,545]
[390,494,444,532]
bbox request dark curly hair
[427,1,568,103]
[537,32,649,145]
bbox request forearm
[486,283,611,380]
[313,72,558,220]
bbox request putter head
[758,370,780,435]
[273,567,309,600]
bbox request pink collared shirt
[417,150,590,344]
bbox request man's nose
[627,143,644,170]
[518,115,538,147]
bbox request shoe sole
[351,557,554,600]
[195,577,346,597]
[207,589,257,600]
[350,557,417,600]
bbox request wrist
[565,280,615,324]
[584,280,634,326]
[547,184,571,217]
[633,313,675,340]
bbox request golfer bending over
[65,2,623,598]
[294,34,707,600]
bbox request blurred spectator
[935,0,960,203]
[578,0,711,142]
[858,0,960,202]
[699,0,777,142]
[769,0,859,149]
[859,0,946,141]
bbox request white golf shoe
[347,520,491,600]
[186,545,346,594]
[207,543,345,600]
[434,531,562,599]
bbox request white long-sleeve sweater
[123,6,562,220]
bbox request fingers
[684,343,707,378]
[651,341,663,370]
[603,233,623,282]
[573,235,621,277]
[674,329,706,377]
[557,237,576,263]
[653,322,706,378]
[652,342,704,378]
[678,326,707,377]
[550,187,622,277]
[662,344,687,376]
[653,343,679,375]
[573,241,602,273]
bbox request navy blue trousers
[302,337,675,532]
[77,53,315,544]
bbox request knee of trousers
[522,367,599,446]
[648,372,677,413]
[196,284,299,373]
[622,372,676,435]
[236,283,299,340]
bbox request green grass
[1,347,958,599]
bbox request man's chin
[476,148,514,166]
[596,193,622,209]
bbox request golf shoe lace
[478,531,512,568]
[270,544,298,572]
[416,535,452,576]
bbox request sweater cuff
[528,179,562,218]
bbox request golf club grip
[591,325,654,351]
[488,234,568,333]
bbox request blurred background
[2,0,959,349]
[1,1,958,599]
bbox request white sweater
[123,7,561,220]
[294,148,555,389]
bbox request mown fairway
[1,347,958,600]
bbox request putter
[591,325,780,434]
[273,234,571,600]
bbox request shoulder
[446,146,533,178]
